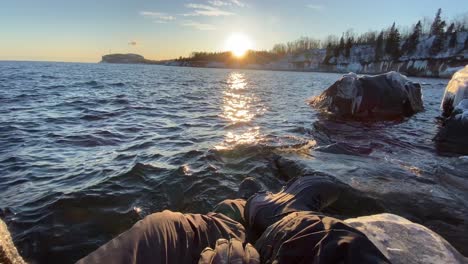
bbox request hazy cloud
[182,20,217,30]
[184,3,234,16]
[128,41,137,46]
[140,11,176,21]
[230,0,245,7]
[208,0,245,7]
[306,4,324,10]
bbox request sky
[1,0,466,62]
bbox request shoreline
[159,63,457,79]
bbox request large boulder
[310,71,423,119]
[344,214,467,264]
[436,66,468,154]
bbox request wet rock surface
[310,71,424,119]
[345,214,467,264]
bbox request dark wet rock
[238,177,262,199]
[345,214,467,264]
[271,155,308,181]
[310,71,423,119]
[436,66,468,154]
[314,142,373,156]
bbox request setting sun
[225,33,253,57]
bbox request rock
[0,219,26,264]
[436,66,468,154]
[310,71,423,119]
[344,213,467,264]
[238,177,262,199]
[441,66,468,117]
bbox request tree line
[274,8,466,62]
[320,8,467,62]
[178,8,467,63]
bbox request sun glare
[225,33,253,57]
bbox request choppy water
[0,61,467,263]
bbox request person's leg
[255,211,389,264]
[244,176,346,240]
[213,199,246,226]
[77,210,246,264]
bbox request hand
[198,238,259,264]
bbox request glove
[198,238,260,264]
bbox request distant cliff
[100,54,161,64]
[300,32,468,78]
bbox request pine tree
[446,23,457,48]
[345,37,353,58]
[446,23,455,37]
[430,8,444,36]
[338,35,345,54]
[324,43,333,63]
[385,23,401,60]
[375,31,384,61]
[333,45,340,57]
[449,31,458,48]
[430,8,447,55]
[405,21,422,54]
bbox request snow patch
[441,65,468,111]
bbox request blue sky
[1,0,466,62]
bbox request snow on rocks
[344,213,467,264]
[310,71,423,119]
[436,66,468,154]
[441,65,468,117]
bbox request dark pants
[255,211,389,264]
[77,210,245,264]
[77,177,389,264]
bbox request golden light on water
[225,33,253,58]
[221,73,254,123]
[216,72,266,150]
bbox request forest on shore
[176,8,467,65]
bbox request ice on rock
[441,65,468,116]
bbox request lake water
[0,61,467,263]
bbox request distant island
[101,9,467,78]
[100,53,163,65]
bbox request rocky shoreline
[100,53,466,79]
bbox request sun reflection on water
[220,73,256,123]
[216,73,266,149]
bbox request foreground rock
[310,71,423,119]
[345,214,467,264]
[436,66,468,154]
[0,219,25,264]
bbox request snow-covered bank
[165,58,465,79]
[166,32,467,78]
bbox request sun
[225,33,253,57]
